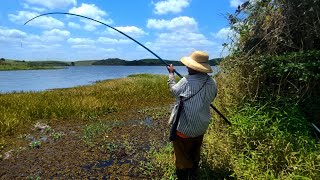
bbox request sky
[0,0,245,61]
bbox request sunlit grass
[202,61,320,179]
[1,71,319,179]
[0,64,61,71]
[0,74,173,137]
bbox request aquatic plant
[29,140,41,149]
[0,74,172,137]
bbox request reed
[0,74,172,137]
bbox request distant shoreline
[0,58,222,71]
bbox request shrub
[230,103,320,179]
[221,51,320,122]
[227,0,320,55]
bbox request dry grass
[0,74,173,137]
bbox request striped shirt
[168,73,217,137]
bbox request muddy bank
[0,106,172,179]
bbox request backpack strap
[182,75,209,102]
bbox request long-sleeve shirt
[168,73,217,137]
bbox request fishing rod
[24,12,231,126]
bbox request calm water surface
[0,66,218,93]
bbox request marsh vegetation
[1,0,320,179]
[0,59,69,71]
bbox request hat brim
[180,57,213,73]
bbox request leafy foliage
[205,0,320,179]
[228,0,320,55]
[230,103,320,179]
[91,58,222,66]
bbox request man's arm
[167,64,185,97]
[167,64,176,88]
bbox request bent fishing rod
[24,12,231,126]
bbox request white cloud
[0,27,66,52]
[69,3,106,18]
[0,27,27,48]
[9,11,64,29]
[27,43,61,49]
[147,16,197,32]
[153,0,191,15]
[67,37,95,45]
[68,22,81,29]
[24,0,77,9]
[230,0,244,8]
[154,32,215,47]
[97,37,131,44]
[99,48,116,53]
[145,15,222,59]
[142,31,215,58]
[69,3,112,31]
[22,3,46,12]
[42,29,70,42]
[71,44,95,49]
[43,29,70,37]
[230,0,257,8]
[0,27,27,40]
[212,27,236,40]
[105,26,147,38]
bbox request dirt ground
[0,106,171,179]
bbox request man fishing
[167,50,217,179]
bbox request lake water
[0,66,217,93]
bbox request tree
[228,0,320,55]
[0,58,5,61]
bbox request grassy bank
[1,73,319,179]
[0,74,172,137]
[0,73,178,178]
[0,64,62,71]
[147,66,320,179]
[0,60,68,71]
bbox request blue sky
[0,0,244,61]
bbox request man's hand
[167,64,175,74]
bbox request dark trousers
[173,134,204,179]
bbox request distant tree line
[92,58,222,66]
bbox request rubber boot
[176,169,188,180]
[188,163,199,180]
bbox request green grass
[146,67,319,179]
[82,121,113,145]
[1,70,319,179]
[74,60,97,66]
[196,58,320,179]
[0,64,61,71]
[228,103,320,179]
[0,74,172,137]
[143,143,176,179]
[0,60,67,71]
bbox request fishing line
[24,12,231,125]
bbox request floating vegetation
[29,140,41,149]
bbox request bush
[227,0,320,55]
[206,0,320,179]
[221,51,320,122]
[230,103,320,179]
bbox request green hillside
[89,58,222,66]
[73,60,98,66]
[0,59,68,70]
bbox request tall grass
[0,74,172,137]
[0,60,68,70]
[196,52,320,179]
[229,103,320,179]
[0,64,59,71]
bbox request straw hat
[180,51,213,73]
